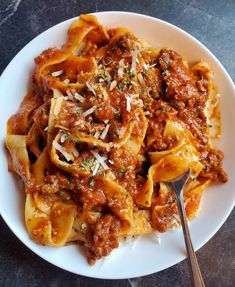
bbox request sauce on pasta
[6,14,227,265]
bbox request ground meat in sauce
[87,215,120,265]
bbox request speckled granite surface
[0,1,234,286]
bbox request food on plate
[5,14,227,265]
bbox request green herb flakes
[118,83,125,92]
[117,168,125,173]
[80,157,94,171]
[162,70,171,76]
[88,178,95,187]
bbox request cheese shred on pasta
[5,14,227,265]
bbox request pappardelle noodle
[6,14,227,265]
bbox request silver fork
[166,169,205,287]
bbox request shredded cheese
[86,81,96,96]
[51,70,64,77]
[90,150,109,170]
[137,73,145,86]
[131,81,138,86]
[100,124,110,140]
[83,106,96,117]
[63,79,70,84]
[131,51,138,73]
[52,141,74,162]
[83,105,96,117]
[109,80,117,91]
[92,161,100,175]
[125,95,131,112]
[94,130,100,138]
[66,89,73,100]
[54,97,63,116]
[149,63,157,69]
[74,92,85,103]
[118,59,125,78]
[130,48,145,73]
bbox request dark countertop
[0,1,234,286]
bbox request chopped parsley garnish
[162,69,171,76]
[117,168,125,173]
[92,76,99,83]
[88,178,95,187]
[60,191,65,196]
[118,83,125,92]
[61,130,69,141]
[80,157,94,171]
[101,70,108,78]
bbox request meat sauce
[19,30,227,264]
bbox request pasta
[5,14,227,265]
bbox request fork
[166,169,205,287]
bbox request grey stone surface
[0,0,234,286]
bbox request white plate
[0,11,234,279]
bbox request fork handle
[176,193,205,287]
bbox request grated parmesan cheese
[100,124,110,140]
[118,59,125,78]
[74,92,85,103]
[94,130,101,138]
[63,79,70,84]
[131,51,138,73]
[137,73,145,86]
[86,81,96,96]
[52,141,74,162]
[83,105,96,117]
[92,161,100,176]
[90,150,109,170]
[131,81,138,86]
[51,70,64,77]
[149,63,157,69]
[130,48,145,73]
[54,97,63,116]
[66,89,73,100]
[109,80,117,91]
[125,95,131,112]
